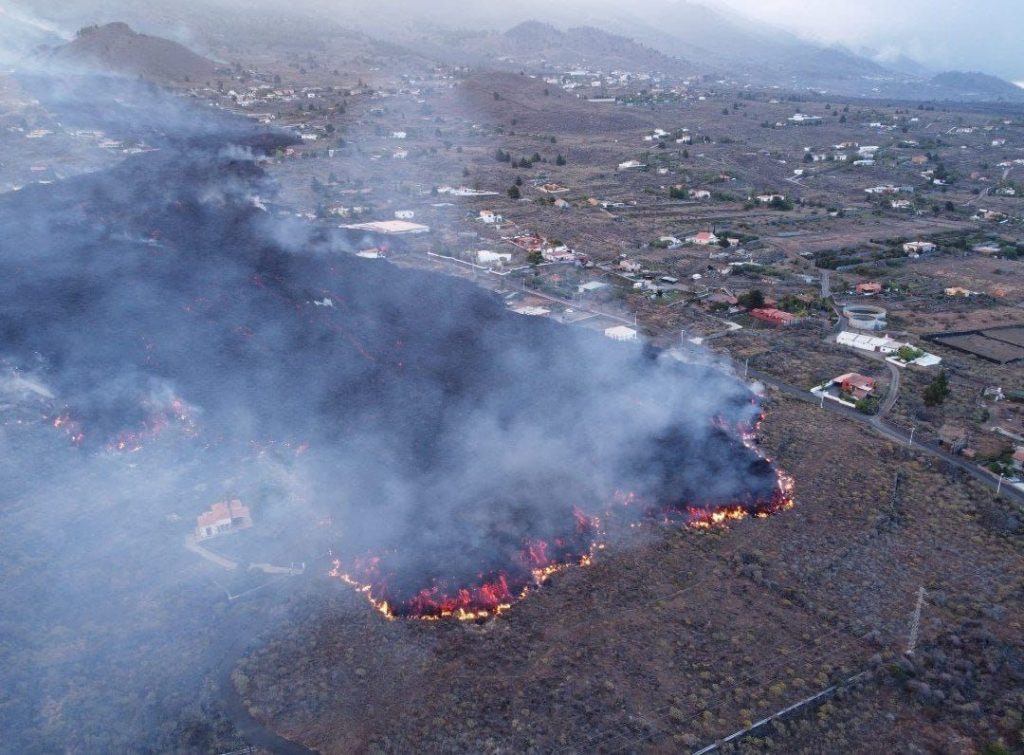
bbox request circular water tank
[843,304,887,331]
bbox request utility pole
[744,358,749,378]
[996,473,1004,496]
[908,426,915,448]
[906,586,926,655]
[819,391,825,409]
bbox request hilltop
[48,22,217,82]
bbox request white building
[475,250,512,265]
[605,325,639,342]
[903,241,936,255]
[394,210,415,220]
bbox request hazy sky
[6,0,1024,83]
[719,0,1024,81]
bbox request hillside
[49,22,217,82]
[930,71,1024,99]
[394,20,693,76]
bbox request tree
[555,154,567,166]
[738,289,765,310]
[527,250,543,265]
[508,185,521,200]
[923,370,950,407]
[897,345,924,362]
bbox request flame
[105,396,198,453]
[332,509,602,621]
[332,404,795,621]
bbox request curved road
[745,365,1024,505]
[206,579,319,755]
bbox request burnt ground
[237,396,1023,753]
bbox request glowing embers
[332,509,601,621]
[106,396,199,453]
[684,470,795,530]
[50,409,85,447]
[49,395,199,452]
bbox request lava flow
[331,508,601,621]
[333,419,796,622]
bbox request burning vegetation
[331,419,795,622]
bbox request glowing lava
[332,509,601,621]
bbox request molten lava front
[332,509,600,620]
[333,422,796,622]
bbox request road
[745,365,1024,505]
[206,578,319,755]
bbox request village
[142,44,1024,499]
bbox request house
[618,258,642,273]
[541,245,575,263]
[973,244,1001,255]
[689,189,711,200]
[903,241,936,255]
[837,331,901,354]
[578,281,609,294]
[788,113,822,125]
[891,199,913,210]
[686,231,719,246]
[750,308,796,326]
[341,220,430,235]
[195,500,253,540]
[945,287,974,297]
[1013,447,1024,472]
[853,159,876,167]
[392,149,408,159]
[394,210,415,220]
[476,250,512,265]
[705,292,738,308]
[391,131,407,139]
[911,155,929,165]
[553,198,570,209]
[617,160,646,171]
[605,325,639,341]
[756,193,786,204]
[856,282,883,295]
[479,209,502,224]
[538,183,569,194]
[834,373,876,400]
[512,305,550,317]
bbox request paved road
[746,366,1024,505]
